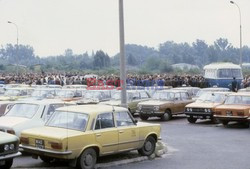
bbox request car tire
[221,121,229,126]
[187,117,197,123]
[138,136,156,156]
[40,156,54,163]
[139,114,149,121]
[77,148,97,169]
[241,122,249,128]
[161,110,172,121]
[211,117,219,124]
[1,159,13,169]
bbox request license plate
[193,116,203,119]
[0,160,5,165]
[35,139,45,149]
[226,111,232,116]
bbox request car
[19,105,161,169]
[185,92,232,123]
[100,90,151,115]
[55,89,83,102]
[137,90,193,121]
[0,87,34,101]
[20,88,59,101]
[76,90,112,105]
[214,92,250,127]
[0,99,75,137]
[173,87,200,98]
[0,132,21,169]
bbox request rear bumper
[0,152,21,161]
[20,144,72,156]
[214,115,249,122]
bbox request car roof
[14,99,75,105]
[57,104,128,115]
[229,92,250,96]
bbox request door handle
[119,130,124,134]
[96,133,101,137]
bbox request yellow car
[20,105,161,169]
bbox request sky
[0,0,249,57]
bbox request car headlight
[4,144,10,151]
[186,108,190,112]
[154,106,160,111]
[10,144,15,150]
[190,108,192,112]
[137,105,142,111]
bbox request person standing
[231,77,238,92]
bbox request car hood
[139,100,172,106]
[215,104,250,110]
[21,126,83,140]
[0,132,19,144]
[186,102,222,109]
[0,116,30,128]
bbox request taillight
[237,112,244,116]
[7,130,15,135]
[20,137,29,144]
[50,142,62,150]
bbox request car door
[115,111,139,151]
[180,92,193,112]
[94,112,118,155]
[173,93,183,114]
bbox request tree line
[0,38,250,73]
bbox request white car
[0,99,75,137]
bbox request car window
[131,92,140,100]
[44,104,67,121]
[115,111,134,127]
[5,103,39,119]
[181,92,189,100]
[95,112,115,130]
[174,93,181,101]
[140,91,149,99]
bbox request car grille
[141,106,154,111]
[191,108,205,112]
[0,129,5,132]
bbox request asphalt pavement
[13,115,250,169]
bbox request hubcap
[84,154,93,166]
[145,141,152,152]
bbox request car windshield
[56,90,75,98]
[84,91,102,99]
[5,103,39,118]
[4,89,21,96]
[152,92,174,100]
[46,111,88,131]
[224,95,250,105]
[196,93,226,103]
[111,92,134,101]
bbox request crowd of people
[0,73,210,88]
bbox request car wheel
[221,121,229,126]
[40,156,54,163]
[211,117,219,124]
[1,159,13,169]
[241,122,249,128]
[139,114,149,121]
[138,136,156,156]
[187,117,197,123]
[161,110,172,121]
[77,148,97,169]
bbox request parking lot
[12,116,250,169]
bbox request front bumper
[20,144,72,156]
[214,115,249,122]
[139,110,164,117]
[0,152,21,161]
[185,112,213,119]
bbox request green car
[99,90,151,115]
[0,132,21,169]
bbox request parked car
[55,89,83,102]
[137,90,193,121]
[173,87,200,98]
[185,92,232,123]
[100,90,151,115]
[0,88,33,101]
[20,105,161,169]
[214,92,250,127]
[0,132,21,169]
[0,100,75,136]
[20,88,59,101]
[76,90,112,105]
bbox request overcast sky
[0,0,249,57]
